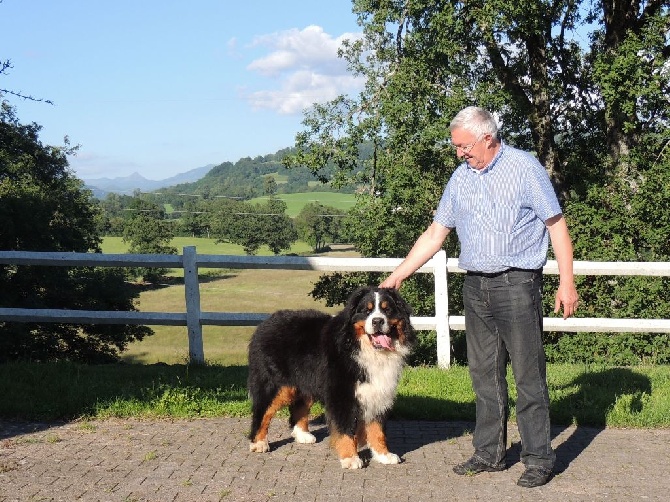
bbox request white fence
[1,246,670,368]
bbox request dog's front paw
[249,439,270,453]
[340,455,364,469]
[371,450,401,465]
[291,426,317,444]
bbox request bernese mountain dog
[247,286,416,469]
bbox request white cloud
[244,25,364,115]
[226,37,240,58]
[68,151,141,179]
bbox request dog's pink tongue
[374,334,393,349]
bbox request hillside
[156,146,352,200]
[83,164,215,198]
[87,145,363,203]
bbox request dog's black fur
[247,286,416,469]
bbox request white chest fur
[354,347,405,421]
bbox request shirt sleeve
[524,157,562,222]
[434,177,456,229]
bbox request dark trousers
[462,269,555,470]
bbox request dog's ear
[382,287,413,319]
[345,286,372,312]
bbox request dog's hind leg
[355,419,368,449]
[249,386,298,453]
[249,389,274,453]
[289,394,316,444]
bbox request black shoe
[517,466,553,488]
[453,456,506,475]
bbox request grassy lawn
[122,266,343,365]
[1,361,669,428]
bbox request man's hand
[379,275,402,290]
[555,282,579,319]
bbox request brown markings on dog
[331,420,389,460]
[291,395,314,433]
[251,386,297,443]
[330,430,358,460]
[355,420,366,444]
[353,320,367,339]
[364,420,390,454]
[389,318,408,345]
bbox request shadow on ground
[550,367,651,473]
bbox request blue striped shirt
[434,141,562,273]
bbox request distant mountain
[83,164,215,198]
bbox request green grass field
[105,192,356,361]
[122,265,345,365]
[102,236,316,256]
[102,237,358,364]
[248,191,356,217]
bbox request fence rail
[1,247,670,368]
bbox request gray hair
[449,106,499,139]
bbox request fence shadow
[550,367,651,473]
[138,271,239,291]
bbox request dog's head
[346,286,416,354]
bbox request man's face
[450,128,490,170]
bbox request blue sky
[1,0,364,181]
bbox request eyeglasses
[452,136,482,154]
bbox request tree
[1,58,53,105]
[290,0,667,193]
[122,197,177,282]
[0,100,152,362]
[179,198,207,237]
[261,198,299,255]
[591,0,670,164]
[209,197,297,255]
[295,202,345,252]
[285,0,670,364]
[263,176,278,196]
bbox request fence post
[433,250,450,368]
[183,246,204,364]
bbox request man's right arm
[380,221,451,290]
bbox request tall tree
[286,1,669,365]
[0,100,152,362]
[261,197,299,255]
[288,0,669,255]
[295,202,345,252]
[209,197,297,255]
[591,0,670,164]
[179,198,207,238]
[122,197,177,282]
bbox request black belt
[466,267,542,278]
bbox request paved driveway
[1,418,669,501]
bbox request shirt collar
[467,140,505,175]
